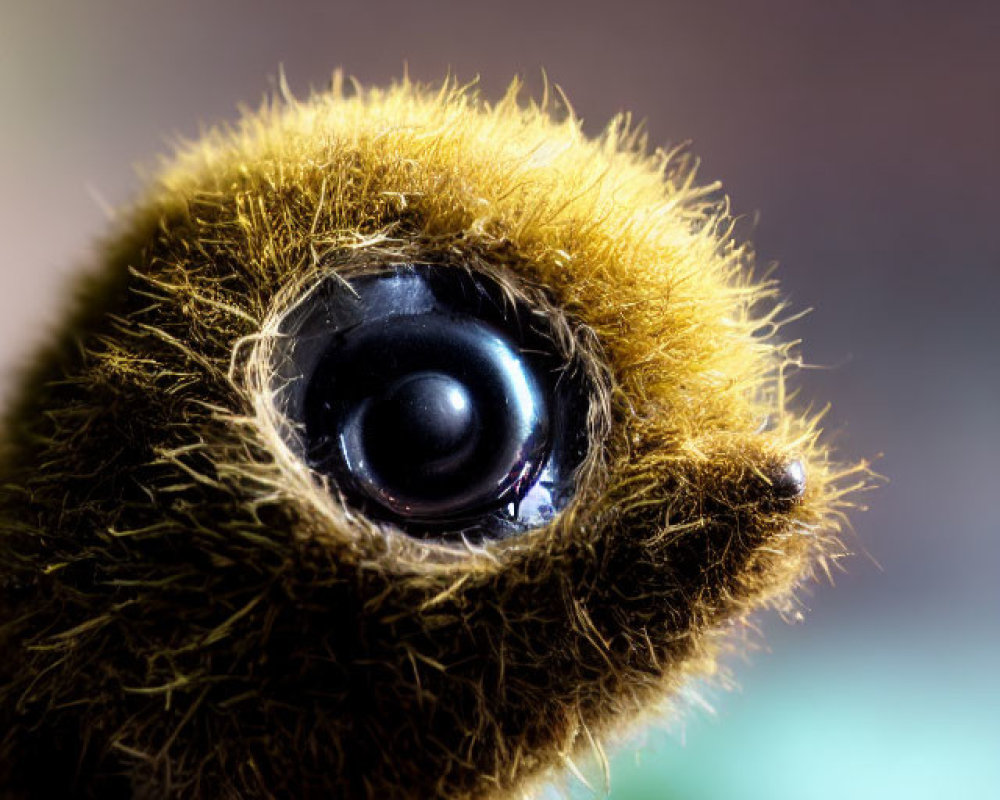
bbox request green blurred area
[555,633,1000,800]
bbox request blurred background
[1,1,997,797]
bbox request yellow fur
[0,76,866,799]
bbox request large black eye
[271,264,593,540]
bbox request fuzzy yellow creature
[0,77,863,799]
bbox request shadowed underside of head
[0,77,864,799]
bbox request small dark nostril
[772,459,807,499]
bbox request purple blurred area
[1,0,998,796]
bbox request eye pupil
[324,315,550,521]
[363,372,480,482]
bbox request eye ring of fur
[234,245,616,562]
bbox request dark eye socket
[271,264,592,541]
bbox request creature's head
[0,78,861,798]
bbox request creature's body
[0,78,858,798]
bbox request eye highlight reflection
[270,264,594,541]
